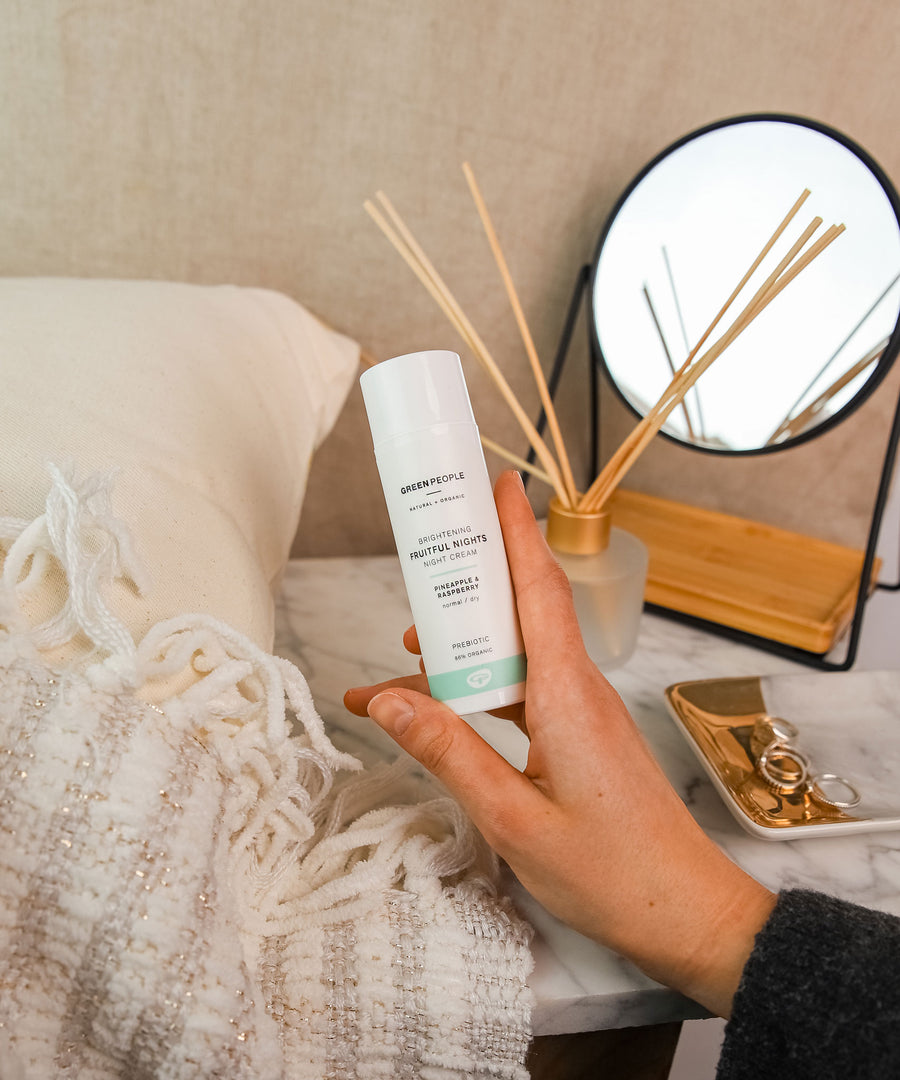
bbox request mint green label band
[427,653,527,701]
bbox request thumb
[366,689,537,833]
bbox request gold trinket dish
[664,671,900,839]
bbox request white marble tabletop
[274,555,900,1037]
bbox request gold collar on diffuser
[546,497,611,555]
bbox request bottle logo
[466,668,493,689]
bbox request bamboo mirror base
[608,488,880,655]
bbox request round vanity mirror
[591,115,900,453]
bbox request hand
[344,471,775,1017]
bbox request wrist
[669,873,777,1018]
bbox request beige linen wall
[2,0,900,556]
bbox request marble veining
[275,555,900,1035]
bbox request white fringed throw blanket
[0,466,533,1078]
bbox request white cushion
[0,277,359,657]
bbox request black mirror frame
[589,112,900,457]
[531,112,900,671]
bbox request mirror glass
[591,116,900,452]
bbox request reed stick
[741,224,846,319]
[462,161,579,507]
[480,434,553,486]
[375,192,483,358]
[364,174,842,520]
[774,268,900,436]
[577,195,816,512]
[374,190,563,486]
[643,201,819,437]
[586,245,830,509]
[581,215,845,511]
[364,199,476,347]
[642,283,696,439]
[766,337,885,446]
[579,194,818,511]
[669,189,812,384]
[364,195,574,506]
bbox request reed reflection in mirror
[592,117,900,452]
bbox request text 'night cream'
[360,350,526,714]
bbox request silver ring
[809,773,861,810]
[750,715,800,759]
[756,742,810,795]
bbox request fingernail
[514,469,525,491]
[367,692,416,736]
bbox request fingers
[343,672,430,716]
[399,619,523,727]
[370,472,587,690]
[494,471,588,665]
[365,687,541,847]
[402,624,421,655]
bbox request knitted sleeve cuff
[716,888,900,1079]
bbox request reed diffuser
[364,169,845,668]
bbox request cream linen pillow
[0,277,359,657]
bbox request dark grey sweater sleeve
[716,889,900,1079]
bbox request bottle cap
[360,350,475,446]
[546,497,611,554]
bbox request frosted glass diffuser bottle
[545,498,648,670]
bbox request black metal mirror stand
[530,265,900,672]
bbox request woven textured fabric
[0,466,533,1078]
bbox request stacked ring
[751,718,862,811]
[756,742,811,795]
